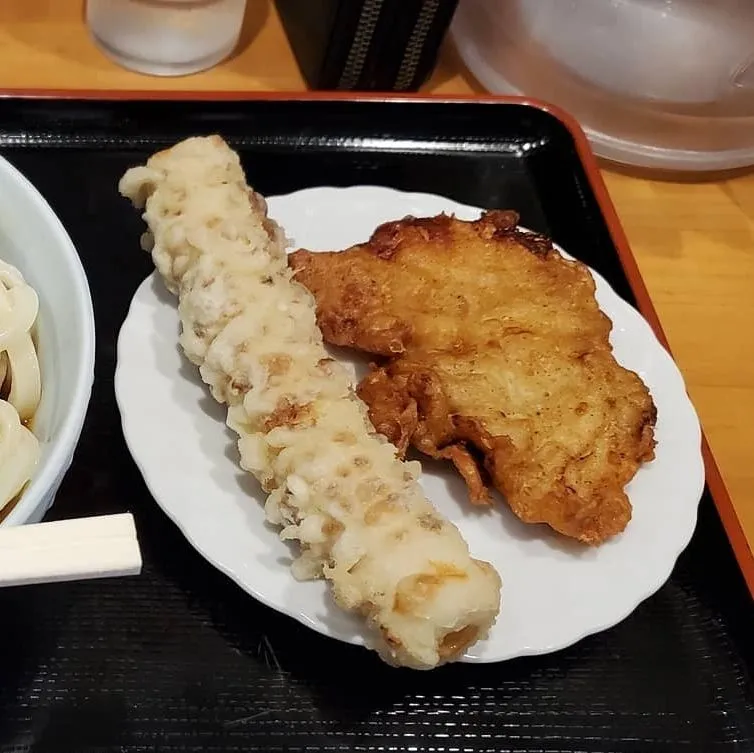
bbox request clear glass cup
[86,0,248,77]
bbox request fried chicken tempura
[290,211,657,545]
[119,136,501,669]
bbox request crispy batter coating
[290,211,657,544]
[119,137,501,669]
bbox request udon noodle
[0,259,41,513]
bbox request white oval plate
[115,186,705,663]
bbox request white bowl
[0,155,95,526]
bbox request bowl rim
[0,155,96,526]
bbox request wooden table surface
[2,0,752,587]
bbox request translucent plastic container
[451,0,754,171]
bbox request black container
[275,0,459,90]
[0,94,752,753]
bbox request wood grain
[1,0,752,577]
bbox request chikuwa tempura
[119,136,501,669]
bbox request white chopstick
[0,513,142,588]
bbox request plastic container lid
[451,0,754,172]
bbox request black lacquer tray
[0,94,752,753]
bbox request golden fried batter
[289,211,656,544]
